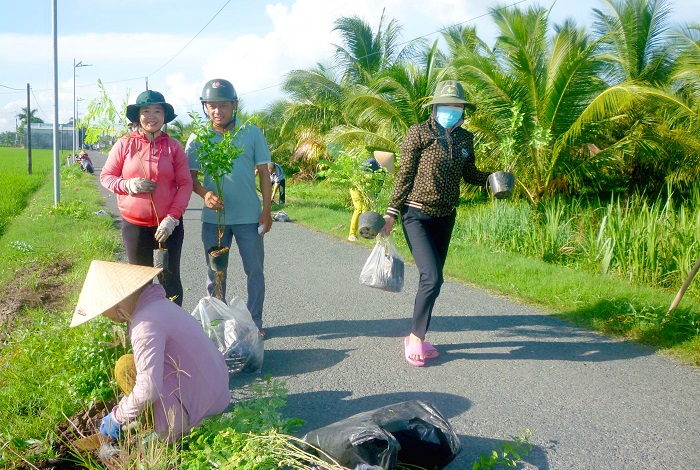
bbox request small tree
[81,79,131,148]
[188,111,245,249]
[318,149,393,212]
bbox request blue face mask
[435,105,463,128]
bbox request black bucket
[358,211,385,239]
[487,171,515,199]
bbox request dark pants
[277,179,286,203]
[401,207,456,340]
[121,217,184,306]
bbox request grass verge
[0,161,122,468]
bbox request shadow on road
[264,316,652,364]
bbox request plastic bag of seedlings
[191,295,263,373]
[359,235,404,292]
[301,400,461,470]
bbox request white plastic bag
[359,235,404,292]
[191,295,264,373]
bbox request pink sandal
[404,336,425,367]
[422,341,439,359]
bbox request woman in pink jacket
[71,260,231,442]
[101,90,193,306]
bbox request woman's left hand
[380,215,395,237]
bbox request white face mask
[435,105,463,128]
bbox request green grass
[0,149,54,238]
[284,179,700,366]
[0,160,122,468]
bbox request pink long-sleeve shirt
[113,284,230,440]
[101,131,193,227]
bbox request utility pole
[26,84,32,175]
[73,59,92,158]
[52,0,59,205]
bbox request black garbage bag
[302,400,461,470]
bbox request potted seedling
[488,104,520,199]
[189,111,245,295]
[320,149,394,238]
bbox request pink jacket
[101,131,193,227]
[113,284,230,440]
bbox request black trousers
[121,217,184,306]
[277,179,286,203]
[401,207,456,340]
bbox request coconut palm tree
[332,9,420,86]
[328,40,445,154]
[16,107,43,126]
[451,4,609,200]
[274,64,347,176]
[15,107,44,147]
[558,0,683,195]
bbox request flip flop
[404,336,425,367]
[422,341,439,359]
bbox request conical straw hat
[70,261,162,327]
[373,151,395,174]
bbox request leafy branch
[318,150,393,212]
[472,429,533,469]
[188,111,246,247]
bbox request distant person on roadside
[185,78,273,337]
[100,90,193,306]
[348,152,394,242]
[268,162,286,204]
[78,150,94,174]
[380,80,493,367]
[70,260,230,443]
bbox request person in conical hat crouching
[71,260,230,442]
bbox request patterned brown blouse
[385,117,490,218]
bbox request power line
[146,0,233,79]
[30,87,51,122]
[236,0,531,99]
[0,84,26,91]
[7,0,533,114]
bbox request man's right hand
[204,190,224,210]
[125,178,156,195]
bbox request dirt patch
[0,260,74,339]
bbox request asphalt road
[86,150,700,469]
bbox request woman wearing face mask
[100,90,193,306]
[380,80,492,367]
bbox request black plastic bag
[302,400,461,470]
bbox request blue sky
[0,0,697,133]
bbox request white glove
[154,216,179,243]
[125,178,156,194]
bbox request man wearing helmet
[186,79,273,337]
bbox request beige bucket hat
[70,261,162,327]
[424,80,476,111]
[373,150,395,174]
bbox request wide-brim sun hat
[70,260,162,327]
[373,150,396,174]
[424,80,476,111]
[126,90,177,124]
